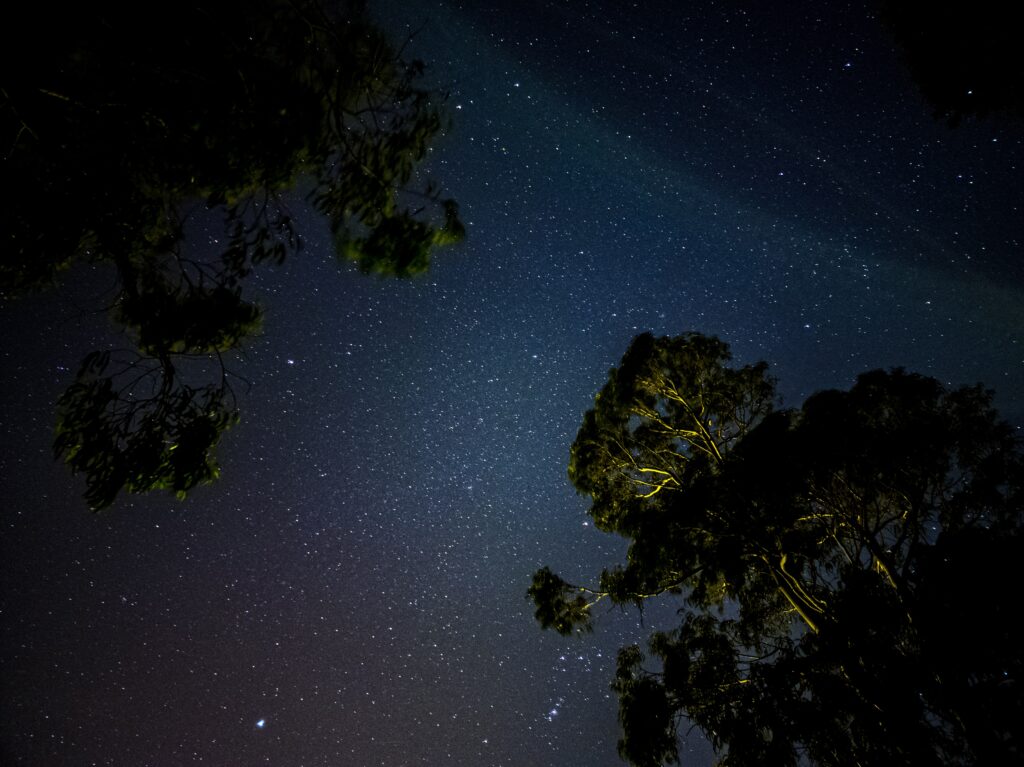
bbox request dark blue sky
[2,1,1022,765]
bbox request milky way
[2,1,1021,765]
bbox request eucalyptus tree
[531,332,1022,766]
[3,0,463,508]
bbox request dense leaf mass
[880,0,1024,125]
[532,332,1023,767]
[3,0,462,508]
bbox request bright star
[256,719,266,728]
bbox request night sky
[2,1,1022,765]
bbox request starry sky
[2,1,1022,765]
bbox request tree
[879,0,1024,125]
[2,0,463,509]
[530,332,1023,767]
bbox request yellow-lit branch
[632,398,722,462]
[763,553,826,634]
[643,377,725,463]
[630,467,680,498]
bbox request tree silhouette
[879,0,1024,125]
[2,0,463,509]
[530,332,1023,767]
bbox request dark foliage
[2,0,463,508]
[880,0,1024,125]
[531,332,1023,766]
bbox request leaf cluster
[54,352,238,510]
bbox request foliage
[54,352,239,510]
[2,0,463,508]
[531,332,1023,767]
[879,0,1024,125]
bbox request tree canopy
[2,0,463,509]
[879,0,1024,125]
[530,332,1023,767]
